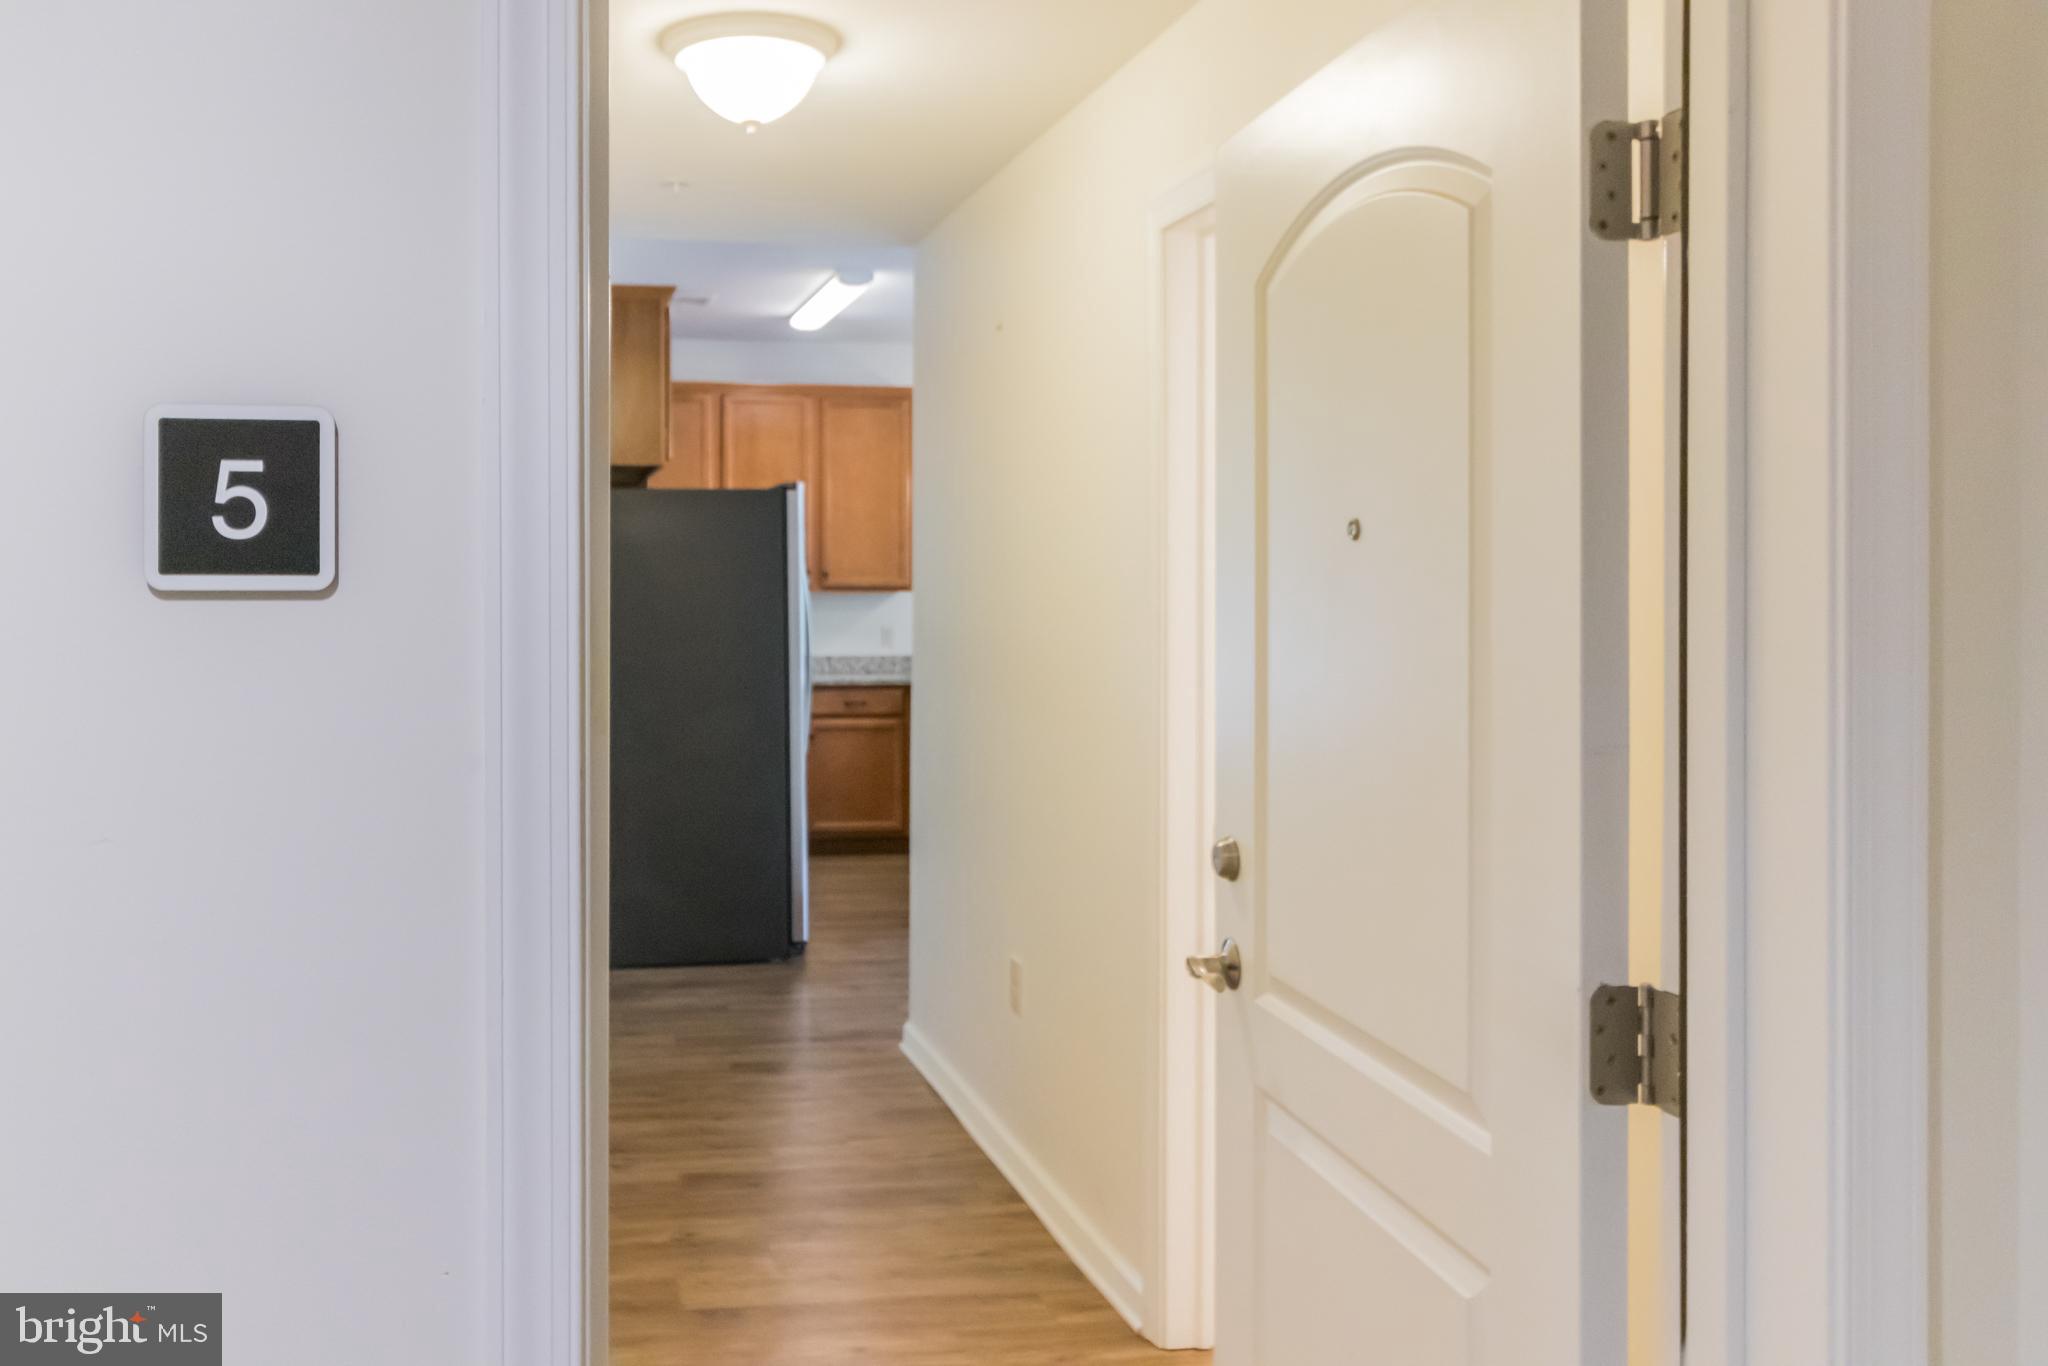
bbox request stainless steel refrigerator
[610,485,811,966]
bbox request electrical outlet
[1008,957,1024,1017]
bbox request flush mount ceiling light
[789,270,874,332]
[658,13,841,132]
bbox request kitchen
[608,247,913,967]
[595,5,1201,1359]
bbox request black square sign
[144,405,335,592]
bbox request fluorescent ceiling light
[658,14,841,132]
[789,270,874,332]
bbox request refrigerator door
[611,488,799,966]
[786,484,812,945]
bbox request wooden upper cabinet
[721,391,816,489]
[655,380,912,591]
[646,384,722,489]
[815,392,913,591]
[609,285,674,467]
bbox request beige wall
[1931,1,2048,1361]
[915,0,2048,1347]
[909,0,1417,1313]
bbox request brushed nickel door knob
[1211,836,1242,881]
[1186,938,1243,992]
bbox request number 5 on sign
[212,460,269,540]
[144,403,336,594]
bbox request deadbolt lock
[1211,836,1242,881]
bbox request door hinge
[1589,983,1683,1117]
[1589,108,1685,241]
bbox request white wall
[0,5,493,1360]
[1931,1,2048,1360]
[672,337,914,388]
[909,0,1446,1324]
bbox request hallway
[610,855,1203,1364]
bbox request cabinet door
[721,390,815,488]
[723,390,819,584]
[815,391,912,590]
[808,711,909,837]
[646,384,722,489]
[609,285,674,467]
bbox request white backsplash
[809,591,913,658]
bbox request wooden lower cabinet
[808,686,908,843]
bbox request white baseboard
[899,1020,1148,1334]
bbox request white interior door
[1209,2,1630,1362]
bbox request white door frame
[1151,168,1221,1351]
[486,0,609,1362]
[1686,1,1932,1363]
[1677,0,1747,1357]
[486,0,1932,1358]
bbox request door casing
[1151,170,1222,1350]
[1682,1,1934,1363]
[479,0,1933,1357]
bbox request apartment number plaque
[144,404,336,593]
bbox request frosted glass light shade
[658,15,841,132]
[678,36,825,128]
[789,270,875,332]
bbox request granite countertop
[811,655,912,687]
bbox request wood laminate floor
[610,854,1205,1365]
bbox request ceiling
[610,0,1198,246]
[610,237,915,343]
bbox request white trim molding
[900,1024,1148,1333]
[1741,0,1931,1361]
[1148,168,1219,1352]
[1682,1,1748,1361]
[486,0,603,1362]
[1830,0,1932,1360]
